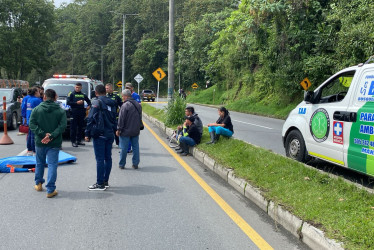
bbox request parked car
[141,89,155,102]
[0,88,22,130]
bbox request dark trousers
[93,136,114,185]
[27,130,35,152]
[70,110,85,143]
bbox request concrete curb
[143,112,344,250]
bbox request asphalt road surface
[0,123,308,249]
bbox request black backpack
[90,99,106,138]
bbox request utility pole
[167,0,175,100]
[110,11,138,91]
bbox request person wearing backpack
[84,85,117,191]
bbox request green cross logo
[310,108,330,142]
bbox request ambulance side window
[318,71,355,103]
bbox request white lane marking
[18,149,27,156]
[232,119,273,130]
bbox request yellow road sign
[300,77,312,90]
[116,81,122,88]
[192,83,198,89]
[152,68,166,81]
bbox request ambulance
[42,75,95,129]
[282,56,374,177]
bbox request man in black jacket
[67,82,91,147]
[84,85,116,191]
[176,116,201,156]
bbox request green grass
[186,86,298,119]
[142,104,374,249]
[142,103,166,122]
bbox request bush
[164,96,187,126]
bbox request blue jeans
[179,136,197,146]
[93,136,114,185]
[208,126,233,137]
[119,136,139,167]
[27,130,35,152]
[35,147,59,194]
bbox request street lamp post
[94,44,105,83]
[111,11,138,92]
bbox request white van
[282,57,374,177]
[42,75,94,129]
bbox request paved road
[0,122,307,249]
[146,99,285,155]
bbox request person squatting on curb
[29,89,67,198]
[67,82,91,148]
[206,107,234,144]
[116,89,142,170]
[174,106,203,151]
[175,116,202,156]
[85,85,117,191]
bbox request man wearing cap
[176,116,201,156]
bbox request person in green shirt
[29,89,67,198]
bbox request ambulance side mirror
[304,91,314,103]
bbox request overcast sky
[52,0,74,8]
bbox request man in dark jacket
[176,116,201,156]
[116,89,142,169]
[29,89,67,198]
[67,82,91,147]
[85,85,116,191]
[105,83,122,146]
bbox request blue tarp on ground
[0,151,76,173]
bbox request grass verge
[143,105,374,249]
[186,86,297,119]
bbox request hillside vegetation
[1,0,374,110]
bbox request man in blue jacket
[85,85,116,191]
[26,87,42,155]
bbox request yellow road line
[144,121,273,250]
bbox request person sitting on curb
[174,106,203,151]
[206,107,234,144]
[176,116,201,156]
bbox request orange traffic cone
[0,97,14,145]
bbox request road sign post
[152,68,166,103]
[157,81,160,102]
[134,74,143,94]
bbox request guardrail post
[0,96,14,145]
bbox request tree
[0,0,55,79]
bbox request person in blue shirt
[26,87,42,155]
[125,83,141,153]
[21,89,31,125]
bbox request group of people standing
[29,82,142,197]
[25,80,234,197]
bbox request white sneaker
[26,151,33,156]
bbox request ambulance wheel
[285,130,308,163]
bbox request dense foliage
[0,0,373,104]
